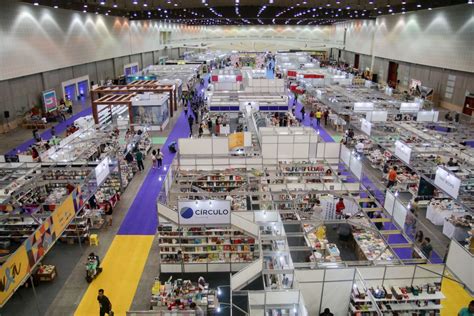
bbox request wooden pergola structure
[91,94,136,125]
[90,81,177,124]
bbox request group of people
[309,108,329,127]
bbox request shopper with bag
[97,289,113,316]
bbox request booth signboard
[366,111,388,122]
[399,102,420,113]
[42,90,58,113]
[360,118,372,136]
[178,200,231,225]
[434,167,461,199]
[228,132,244,149]
[95,157,111,186]
[0,244,29,307]
[416,110,439,122]
[394,140,411,164]
[353,102,374,112]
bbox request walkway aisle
[293,95,471,314]
[290,97,447,263]
[74,113,190,316]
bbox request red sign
[303,74,325,79]
[211,75,219,82]
[287,70,297,77]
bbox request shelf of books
[157,224,259,273]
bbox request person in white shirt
[311,199,323,220]
[190,302,204,316]
[355,141,364,155]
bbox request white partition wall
[446,240,474,292]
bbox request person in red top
[387,166,398,189]
[335,198,345,219]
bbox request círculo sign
[178,200,231,225]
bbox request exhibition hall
[0,0,473,315]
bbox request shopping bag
[109,311,114,316]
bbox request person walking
[300,106,306,122]
[51,126,56,137]
[156,148,163,168]
[404,208,417,237]
[323,109,329,126]
[309,111,315,126]
[316,109,322,126]
[151,149,157,169]
[188,115,194,135]
[97,289,113,316]
[387,166,398,189]
[135,149,144,171]
[103,201,113,227]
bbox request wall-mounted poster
[42,90,58,113]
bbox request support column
[369,22,377,78]
[169,90,174,117]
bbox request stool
[89,234,99,246]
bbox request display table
[426,202,464,226]
[443,219,470,241]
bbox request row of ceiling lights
[31,1,474,19]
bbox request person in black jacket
[97,289,112,316]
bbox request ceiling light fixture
[33,1,39,5]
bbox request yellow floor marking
[441,275,473,316]
[74,235,154,316]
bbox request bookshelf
[349,284,444,315]
[157,225,258,273]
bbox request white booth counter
[442,213,472,240]
[131,93,169,130]
[426,200,465,226]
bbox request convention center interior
[0,0,473,315]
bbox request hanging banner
[95,157,111,186]
[360,118,372,136]
[353,102,374,112]
[434,167,461,199]
[394,140,412,164]
[400,102,420,113]
[0,244,29,306]
[0,187,83,307]
[178,200,231,225]
[366,111,388,122]
[416,111,439,122]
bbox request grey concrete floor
[0,101,185,316]
[0,98,90,153]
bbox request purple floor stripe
[387,233,409,244]
[117,112,190,235]
[290,98,334,142]
[6,107,92,155]
[394,247,414,260]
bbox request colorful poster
[0,245,29,307]
[228,132,244,149]
[42,90,58,113]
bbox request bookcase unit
[157,225,258,273]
